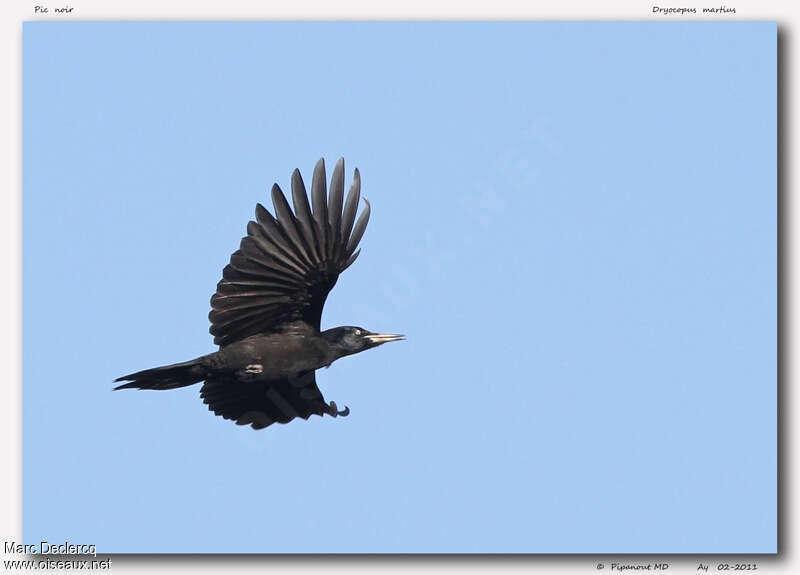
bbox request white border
[2,2,793,574]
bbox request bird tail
[114,356,210,391]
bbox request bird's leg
[326,400,350,418]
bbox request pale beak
[365,333,406,345]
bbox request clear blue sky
[23,22,776,553]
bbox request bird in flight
[114,158,404,430]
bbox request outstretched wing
[200,371,345,430]
[210,158,370,346]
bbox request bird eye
[354,329,362,336]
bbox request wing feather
[200,372,332,430]
[328,158,344,251]
[341,248,361,273]
[311,159,330,260]
[220,267,297,291]
[253,202,313,268]
[341,168,361,246]
[290,169,321,263]
[240,235,307,278]
[209,158,371,346]
[226,252,301,283]
[269,185,315,266]
[346,197,370,257]
[234,246,307,283]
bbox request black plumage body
[210,322,332,380]
[115,159,403,430]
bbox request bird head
[323,326,405,358]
